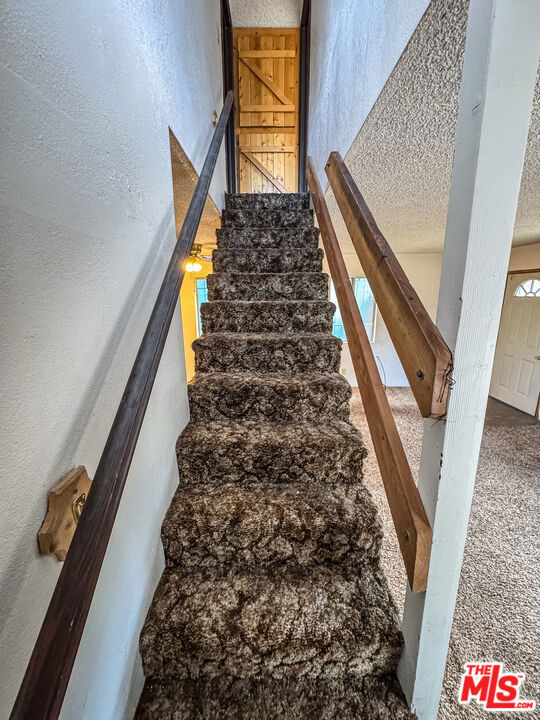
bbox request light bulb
[192,261,202,272]
[186,261,194,272]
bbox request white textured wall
[329,253,443,387]
[332,244,540,388]
[230,0,302,27]
[508,241,540,271]
[0,1,225,718]
[309,1,446,387]
[308,0,430,180]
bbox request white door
[490,273,540,415]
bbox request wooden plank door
[233,28,300,193]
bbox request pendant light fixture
[186,243,203,273]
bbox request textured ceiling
[229,0,302,28]
[325,0,540,254]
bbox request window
[195,278,208,336]
[330,278,376,342]
[514,278,540,297]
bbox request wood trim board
[307,156,431,592]
[326,152,453,418]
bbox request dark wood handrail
[10,90,234,720]
[220,0,236,193]
[298,0,311,192]
[307,156,431,592]
[325,152,453,419]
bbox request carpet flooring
[350,388,540,719]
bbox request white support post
[398,1,540,719]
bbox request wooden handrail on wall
[10,91,235,720]
[325,152,452,419]
[220,0,236,193]
[307,156,431,592]
[298,0,311,192]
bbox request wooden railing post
[325,152,452,419]
[307,156,431,592]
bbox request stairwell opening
[168,128,220,379]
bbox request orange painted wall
[180,258,212,381]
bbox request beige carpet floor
[350,388,540,719]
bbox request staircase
[135,193,415,719]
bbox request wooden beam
[237,126,297,134]
[240,57,293,106]
[235,27,301,36]
[239,49,296,58]
[508,267,540,275]
[239,145,296,153]
[398,1,540,718]
[240,104,295,113]
[307,157,431,592]
[326,152,452,419]
[238,122,296,130]
[242,152,287,193]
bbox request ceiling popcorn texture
[308,0,430,186]
[229,0,302,27]
[325,0,540,254]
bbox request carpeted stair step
[176,420,366,486]
[206,272,328,301]
[135,674,416,720]
[193,333,341,374]
[162,482,381,570]
[188,372,351,422]
[222,208,313,229]
[216,226,320,249]
[225,192,310,211]
[139,564,402,680]
[201,300,335,334]
[212,247,324,273]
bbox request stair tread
[140,564,402,680]
[135,674,415,720]
[209,271,326,277]
[163,482,381,570]
[195,331,337,340]
[193,332,342,375]
[188,372,350,422]
[222,208,313,229]
[225,192,310,211]
[189,370,349,385]
[212,247,323,273]
[178,416,361,429]
[207,272,328,301]
[203,299,333,305]
[188,371,350,422]
[200,299,335,335]
[216,226,320,249]
[176,419,366,486]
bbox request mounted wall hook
[38,466,92,561]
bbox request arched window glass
[514,278,540,297]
